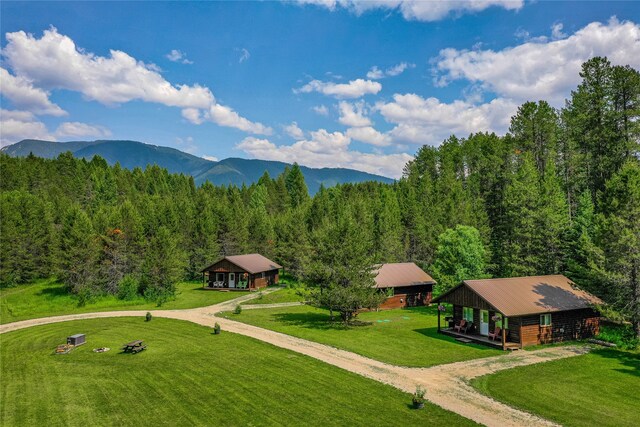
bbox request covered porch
[439,327,520,350]
[203,270,251,290]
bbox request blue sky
[1,1,639,178]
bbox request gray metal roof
[373,262,436,288]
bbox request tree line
[1,57,639,334]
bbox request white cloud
[284,122,305,139]
[338,101,371,127]
[236,129,410,178]
[55,122,111,138]
[0,109,55,146]
[166,49,193,64]
[366,62,414,79]
[295,78,381,99]
[433,18,640,105]
[0,68,66,116]
[175,136,198,154]
[238,48,250,63]
[377,93,517,145]
[3,27,269,134]
[345,126,391,147]
[551,22,568,40]
[294,0,524,22]
[202,155,218,162]
[312,105,329,116]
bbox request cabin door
[229,273,236,288]
[480,310,489,336]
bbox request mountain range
[1,139,394,194]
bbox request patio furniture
[488,327,502,341]
[122,340,146,354]
[454,319,467,333]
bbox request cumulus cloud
[237,130,410,178]
[312,105,329,116]
[0,68,66,116]
[376,93,517,145]
[345,126,391,147]
[0,109,55,146]
[284,122,305,139]
[294,0,524,22]
[366,62,414,79]
[295,78,381,99]
[2,27,269,134]
[338,101,371,127]
[55,122,111,138]
[166,49,193,64]
[432,18,640,105]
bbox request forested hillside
[1,57,639,333]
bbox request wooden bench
[122,340,146,354]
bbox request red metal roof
[437,274,602,317]
[373,262,436,288]
[202,254,282,274]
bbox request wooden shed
[433,275,602,350]
[374,263,436,309]
[201,254,281,291]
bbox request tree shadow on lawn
[271,312,372,331]
[37,284,69,298]
[590,348,640,378]
[412,327,500,351]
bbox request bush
[213,322,221,335]
[597,324,639,350]
[143,286,173,307]
[118,275,140,300]
[145,312,152,322]
[234,305,242,315]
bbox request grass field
[471,349,640,427]
[0,279,248,324]
[0,318,476,426]
[242,286,306,305]
[225,305,501,367]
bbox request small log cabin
[433,275,602,350]
[201,254,282,291]
[374,263,436,309]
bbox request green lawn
[0,279,248,324]
[242,286,306,305]
[0,318,476,426]
[471,349,640,427]
[224,305,501,367]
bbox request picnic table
[122,340,147,354]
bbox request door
[480,310,489,336]
[229,273,236,288]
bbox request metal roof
[373,262,436,288]
[436,274,602,317]
[202,254,282,274]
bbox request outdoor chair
[488,327,501,341]
[454,319,467,333]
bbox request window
[495,314,509,329]
[540,314,552,327]
[463,307,474,322]
[261,272,265,278]
[216,273,224,282]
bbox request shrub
[597,324,639,350]
[118,275,140,300]
[234,305,242,315]
[213,322,221,335]
[145,312,152,322]
[412,386,426,408]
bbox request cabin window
[540,314,552,327]
[463,307,474,322]
[495,314,508,329]
[216,273,224,282]
[261,272,265,278]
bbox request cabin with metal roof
[201,254,282,291]
[432,275,602,350]
[374,262,436,309]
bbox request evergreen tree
[58,205,98,296]
[141,226,187,304]
[284,163,309,208]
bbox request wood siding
[518,308,600,346]
[378,285,432,310]
[204,259,247,274]
[438,285,494,311]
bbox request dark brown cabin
[374,263,436,309]
[201,254,281,291]
[433,274,602,350]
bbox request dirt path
[0,291,588,427]
[241,301,306,310]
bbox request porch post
[437,308,441,332]
[502,317,507,350]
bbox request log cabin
[374,263,436,309]
[433,274,602,350]
[201,254,281,291]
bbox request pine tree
[141,226,186,305]
[58,205,98,295]
[284,163,309,208]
